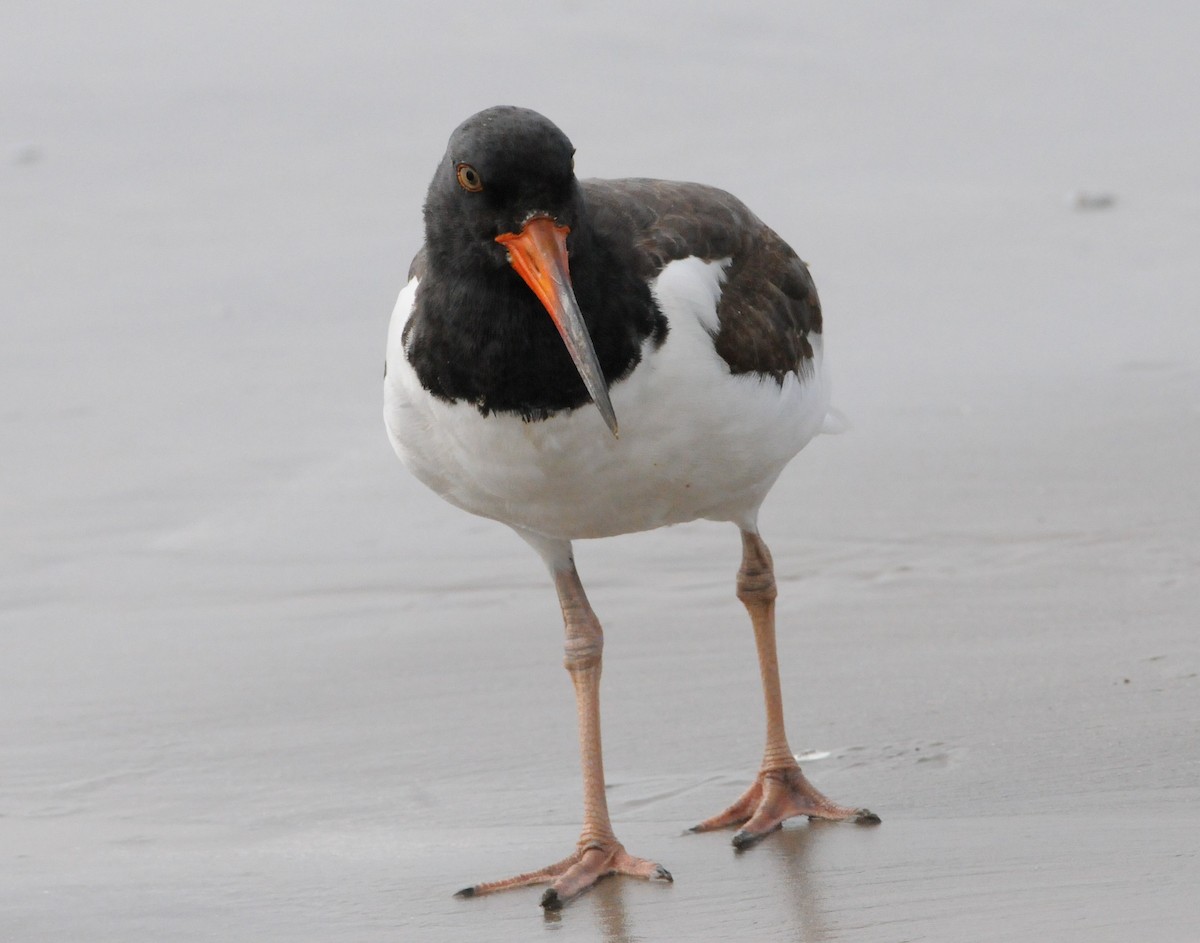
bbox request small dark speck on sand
[1069,190,1117,211]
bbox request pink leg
[456,560,672,909]
[691,530,879,847]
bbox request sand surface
[3,2,1198,940]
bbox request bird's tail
[820,406,851,435]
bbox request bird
[384,105,878,911]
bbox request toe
[731,828,760,850]
[541,852,609,907]
[731,820,782,850]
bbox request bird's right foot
[454,838,672,910]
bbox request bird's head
[423,106,618,437]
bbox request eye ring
[455,162,483,192]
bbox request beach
[3,2,1198,940]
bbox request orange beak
[496,216,619,437]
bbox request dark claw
[733,820,784,850]
[453,886,476,899]
[653,865,674,882]
[540,888,563,911]
[731,828,764,850]
[855,808,882,825]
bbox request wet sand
[3,2,1198,941]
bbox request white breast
[384,258,831,540]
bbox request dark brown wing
[582,178,821,382]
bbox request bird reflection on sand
[542,877,637,941]
[765,826,833,942]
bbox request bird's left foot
[454,839,672,910]
[689,764,880,848]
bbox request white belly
[384,258,831,540]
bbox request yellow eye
[456,163,483,192]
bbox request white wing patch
[655,255,730,334]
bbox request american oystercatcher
[384,106,878,910]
